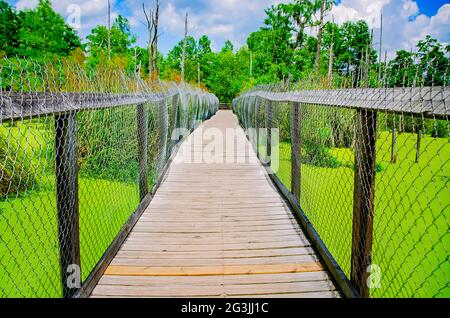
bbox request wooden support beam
[291,102,301,201]
[265,100,273,165]
[137,104,149,200]
[415,130,421,163]
[255,98,260,160]
[351,109,377,298]
[158,100,169,172]
[390,127,397,163]
[170,94,180,143]
[55,112,81,298]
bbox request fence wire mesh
[233,63,449,298]
[0,57,218,298]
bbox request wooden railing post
[255,97,260,158]
[247,98,252,133]
[137,103,149,200]
[390,127,397,163]
[351,109,377,297]
[55,111,81,298]
[415,130,421,163]
[265,100,273,166]
[159,99,169,172]
[171,94,181,142]
[291,102,301,201]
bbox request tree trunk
[152,0,159,80]
[107,0,111,61]
[314,0,326,80]
[181,12,188,82]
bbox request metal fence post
[55,111,81,298]
[265,100,273,166]
[291,102,301,201]
[351,109,377,297]
[137,103,149,200]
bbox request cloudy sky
[7,0,450,58]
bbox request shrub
[0,134,36,199]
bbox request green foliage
[77,107,138,183]
[274,132,450,297]
[0,134,35,198]
[86,15,137,69]
[0,0,20,56]
[17,0,81,58]
[386,35,449,87]
[303,140,341,168]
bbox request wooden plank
[92,280,334,297]
[104,262,324,277]
[116,247,316,259]
[111,254,319,266]
[99,271,330,286]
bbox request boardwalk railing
[233,85,449,298]
[0,58,219,298]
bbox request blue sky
[7,0,450,58]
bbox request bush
[0,135,36,199]
[302,141,340,168]
[77,107,139,183]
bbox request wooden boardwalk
[91,110,339,298]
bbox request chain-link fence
[0,57,218,298]
[233,71,449,298]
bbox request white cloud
[10,0,450,58]
[330,0,450,59]
[14,0,117,38]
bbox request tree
[222,40,234,53]
[247,5,295,82]
[386,50,415,87]
[86,15,136,65]
[416,35,449,86]
[205,46,250,102]
[279,0,319,48]
[314,0,334,79]
[142,0,160,80]
[181,11,188,81]
[0,0,19,56]
[198,35,212,56]
[337,20,375,85]
[16,0,81,58]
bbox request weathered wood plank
[105,262,324,276]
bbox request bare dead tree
[327,15,335,85]
[107,0,111,61]
[364,30,374,87]
[153,0,160,79]
[314,0,334,81]
[378,14,383,83]
[314,0,326,80]
[181,12,188,82]
[250,50,253,82]
[143,2,154,80]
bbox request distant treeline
[0,0,449,103]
